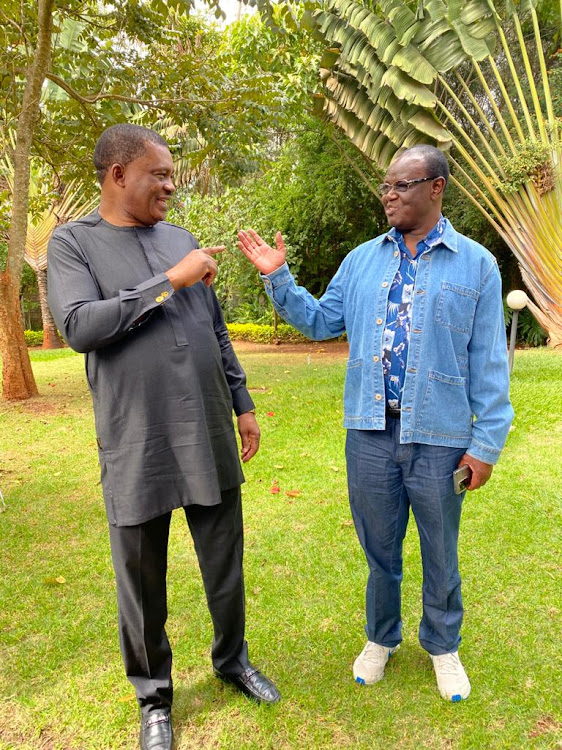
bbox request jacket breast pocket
[435,282,479,334]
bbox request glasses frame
[377,176,438,196]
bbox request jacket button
[394,250,399,257]
[376,318,383,325]
[373,355,380,363]
[375,393,382,401]
[382,282,388,288]
[155,295,164,303]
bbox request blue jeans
[345,422,466,655]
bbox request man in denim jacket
[238,145,513,702]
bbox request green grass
[0,345,560,749]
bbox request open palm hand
[237,229,286,275]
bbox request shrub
[24,330,44,347]
[227,322,346,344]
[227,323,309,343]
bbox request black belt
[385,406,401,419]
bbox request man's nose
[164,178,175,193]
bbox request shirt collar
[386,216,458,253]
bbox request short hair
[396,145,450,187]
[93,124,168,184]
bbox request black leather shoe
[214,666,281,704]
[140,710,173,750]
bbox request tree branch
[0,7,30,48]
[44,72,219,108]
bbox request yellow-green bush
[226,323,309,343]
[24,330,44,347]
[25,324,337,347]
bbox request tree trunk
[528,300,562,350]
[1,0,54,399]
[36,267,63,349]
[0,272,38,399]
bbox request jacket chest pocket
[435,282,479,334]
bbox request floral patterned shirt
[383,215,446,410]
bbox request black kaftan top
[47,211,253,526]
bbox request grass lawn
[0,344,560,749]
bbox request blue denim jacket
[262,220,513,464]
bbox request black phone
[453,465,472,494]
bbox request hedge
[24,330,44,347]
[226,322,312,343]
[24,324,342,348]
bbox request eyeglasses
[377,176,437,196]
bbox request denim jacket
[261,220,513,465]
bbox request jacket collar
[385,217,458,253]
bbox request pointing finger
[200,245,226,256]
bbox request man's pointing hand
[165,246,225,290]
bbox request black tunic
[47,211,253,526]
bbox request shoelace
[363,644,388,662]
[434,653,461,674]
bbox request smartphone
[453,465,472,494]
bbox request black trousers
[108,486,249,715]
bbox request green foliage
[549,65,562,114]
[23,329,44,346]
[517,307,549,346]
[170,125,386,320]
[0,241,37,293]
[227,322,310,342]
[263,128,386,296]
[169,176,293,322]
[224,9,322,118]
[1,3,314,192]
[504,303,548,346]
[161,9,324,190]
[496,140,554,194]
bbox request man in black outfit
[47,124,280,750]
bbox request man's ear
[431,176,446,199]
[109,162,126,187]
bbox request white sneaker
[430,651,471,702]
[353,641,399,685]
